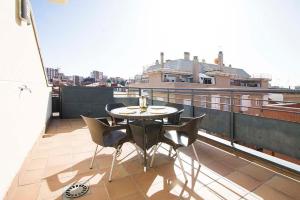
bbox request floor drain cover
[64,183,89,199]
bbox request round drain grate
[64,183,89,199]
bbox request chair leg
[168,146,172,157]
[176,149,188,183]
[90,144,98,169]
[150,145,158,168]
[134,144,143,162]
[192,143,200,164]
[109,146,120,182]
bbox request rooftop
[146,59,251,79]
[5,118,300,200]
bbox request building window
[223,97,230,111]
[200,96,206,108]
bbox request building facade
[130,51,271,116]
[90,70,103,82]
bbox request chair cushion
[163,130,189,147]
[103,130,127,147]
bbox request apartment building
[130,52,271,115]
[90,70,103,82]
[45,67,59,83]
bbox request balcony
[4,87,300,200]
[4,118,299,200]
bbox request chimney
[160,52,164,68]
[218,51,224,70]
[193,56,200,83]
[155,60,159,65]
[184,52,190,60]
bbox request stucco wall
[0,1,52,198]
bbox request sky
[31,0,300,87]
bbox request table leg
[144,135,147,172]
[143,120,147,172]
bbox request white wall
[0,1,52,198]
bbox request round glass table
[108,105,178,121]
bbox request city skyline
[31,0,300,88]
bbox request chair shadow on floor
[42,142,206,200]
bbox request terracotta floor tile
[105,176,138,199]
[72,151,94,163]
[204,160,235,177]
[114,192,145,200]
[122,158,144,175]
[42,164,76,183]
[197,165,224,181]
[243,184,294,200]
[117,148,140,162]
[168,180,199,199]
[99,165,129,181]
[71,159,100,175]
[151,153,175,167]
[238,163,275,183]
[192,185,226,200]
[206,181,244,200]
[96,155,114,169]
[18,169,44,186]
[71,172,106,187]
[142,181,176,200]
[224,171,261,192]
[37,179,72,200]
[71,143,97,154]
[176,165,216,186]
[154,162,182,180]
[25,158,48,170]
[80,184,109,200]
[49,146,73,156]
[132,169,163,192]
[47,154,73,168]
[11,183,40,200]
[220,156,251,170]
[265,175,300,200]
[29,148,50,159]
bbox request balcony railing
[54,86,300,173]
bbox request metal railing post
[192,89,195,117]
[151,89,154,105]
[167,89,170,103]
[230,91,235,146]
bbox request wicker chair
[165,103,184,125]
[129,120,162,171]
[158,114,206,182]
[81,115,130,182]
[105,103,127,125]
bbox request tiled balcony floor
[5,119,300,200]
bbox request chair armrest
[96,117,111,126]
[180,117,193,122]
[107,124,128,131]
[162,122,188,131]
